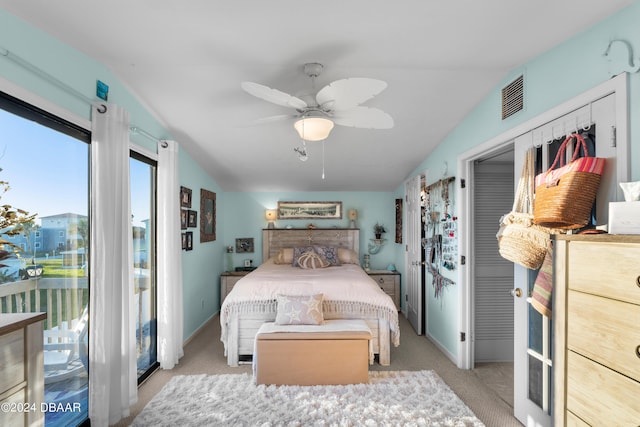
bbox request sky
[0,108,151,228]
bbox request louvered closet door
[473,159,514,362]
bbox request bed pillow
[297,251,330,269]
[313,245,341,266]
[275,293,324,325]
[292,246,315,267]
[338,248,360,265]
[274,248,294,264]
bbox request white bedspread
[220,260,400,350]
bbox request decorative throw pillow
[275,294,324,325]
[313,245,341,266]
[274,248,294,264]
[297,251,330,269]
[338,248,360,265]
[292,246,315,267]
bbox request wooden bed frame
[222,228,393,367]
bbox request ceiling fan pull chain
[322,140,326,179]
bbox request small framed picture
[180,210,187,230]
[235,237,254,253]
[185,231,193,251]
[187,210,198,228]
[180,186,192,208]
[181,233,187,250]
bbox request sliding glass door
[130,152,159,382]
[0,91,90,427]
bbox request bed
[220,228,400,367]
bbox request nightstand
[367,270,400,310]
[220,271,252,304]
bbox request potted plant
[373,223,386,240]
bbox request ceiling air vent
[501,75,523,120]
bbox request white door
[511,94,617,426]
[405,174,423,334]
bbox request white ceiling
[1,1,633,191]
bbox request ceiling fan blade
[254,114,297,125]
[332,107,394,129]
[241,81,308,110]
[316,78,387,111]
[240,114,298,127]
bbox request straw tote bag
[533,133,606,229]
[497,148,561,270]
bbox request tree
[0,173,37,269]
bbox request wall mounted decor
[181,233,187,250]
[180,186,192,208]
[185,231,193,251]
[395,198,403,243]
[236,237,254,253]
[200,189,216,242]
[187,210,198,228]
[180,210,187,230]
[277,201,342,220]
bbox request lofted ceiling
[0,1,633,191]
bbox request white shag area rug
[132,370,484,426]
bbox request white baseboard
[425,331,457,366]
[183,311,218,346]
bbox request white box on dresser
[553,234,640,426]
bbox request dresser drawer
[370,274,396,292]
[367,273,399,310]
[566,351,640,426]
[0,329,25,393]
[567,242,640,305]
[0,387,26,427]
[565,411,589,427]
[567,290,640,382]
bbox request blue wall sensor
[96,80,109,101]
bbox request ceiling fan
[241,63,394,142]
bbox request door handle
[510,288,522,298]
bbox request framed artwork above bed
[277,201,342,220]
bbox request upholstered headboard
[262,228,359,262]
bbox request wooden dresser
[0,312,47,427]
[553,235,640,426]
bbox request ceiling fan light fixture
[294,117,334,141]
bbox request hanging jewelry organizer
[422,176,457,299]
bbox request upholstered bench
[254,319,372,386]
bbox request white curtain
[89,104,137,426]
[157,139,184,368]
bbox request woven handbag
[533,133,606,229]
[497,148,561,270]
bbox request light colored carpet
[115,315,519,427]
[132,370,484,426]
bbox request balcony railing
[0,277,88,330]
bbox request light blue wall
[0,9,403,340]
[0,9,221,340]
[402,1,640,358]
[4,1,640,356]
[222,191,399,271]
